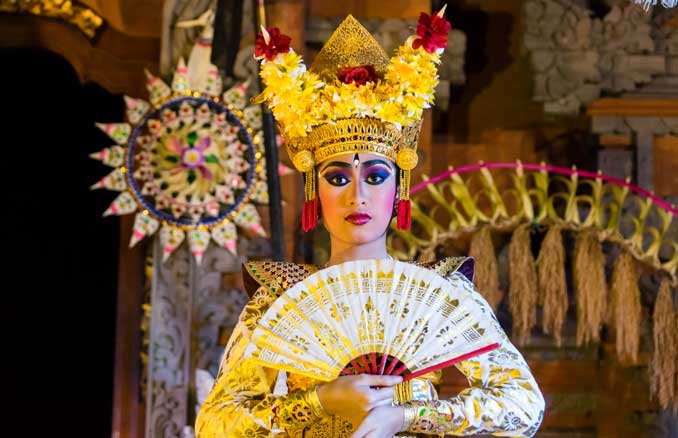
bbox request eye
[325,173,349,186]
[366,170,390,185]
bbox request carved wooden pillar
[146,241,193,438]
[112,215,146,438]
[589,98,678,193]
[266,0,305,54]
[145,241,245,438]
[262,0,306,261]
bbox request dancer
[196,8,544,437]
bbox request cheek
[317,183,342,221]
[374,184,396,220]
[318,183,333,205]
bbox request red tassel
[302,200,309,232]
[302,199,318,232]
[397,199,411,230]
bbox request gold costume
[196,257,545,437]
[197,9,544,437]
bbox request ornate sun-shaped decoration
[91,59,286,263]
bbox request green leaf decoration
[187,131,197,147]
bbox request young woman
[196,9,544,438]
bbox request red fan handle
[339,343,501,382]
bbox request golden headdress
[254,7,451,231]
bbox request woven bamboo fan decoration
[245,259,502,382]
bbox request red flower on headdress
[338,65,378,86]
[254,27,291,61]
[412,11,451,53]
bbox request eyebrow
[319,159,393,173]
[319,161,351,173]
[362,159,393,169]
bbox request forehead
[319,152,394,166]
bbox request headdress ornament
[254,7,451,231]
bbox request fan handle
[339,342,501,381]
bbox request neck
[325,235,390,267]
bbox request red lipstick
[345,213,371,225]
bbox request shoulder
[241,260,319,298]
[406,256,475,283]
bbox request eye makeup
[363,165,392,185]
[319,158,394,186]
[323,170,351,186]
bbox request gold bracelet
[306,385,327,418]
[401,402,416,431]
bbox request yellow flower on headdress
[253,9,449,138]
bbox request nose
[348,177,367,206]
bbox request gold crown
[287,118,422,173]
[254,7,450,230]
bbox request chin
[339,223,388,244]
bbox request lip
[345,212,372,225]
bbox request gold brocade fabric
[195,257,545,437]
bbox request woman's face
[317,152,397,246]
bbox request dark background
[1,47,120,436]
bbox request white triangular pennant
[103,192,138,216]
[172,58,189,93]
[187,228,211,264]
[90,168,127,191]
[129,212,159,248]
[124,96,150,124]
[159,226,186,261]
[211,221,237,255]
[89,145,125,167]
[202,64,223,97]
[249,180,269,204]
[145,69,171,107]
[222,80,248,110]
[96,123,131,145]
[234,203,266,237]
[243,105,262,130]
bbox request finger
[359,374,403,387]
[367,387,395,403]
[368,397,394,409]
[351,420,374,438]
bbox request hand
[351,405,404,438]
[316,374,402,427]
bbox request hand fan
[245,259,501,382]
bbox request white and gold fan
[245,259,502,382]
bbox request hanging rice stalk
[537,225,568,346]
[509,223,538,346]
[573,229,607,346]
[469,226,501,310]
[610,251,641,364]
[650,279,676,410]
